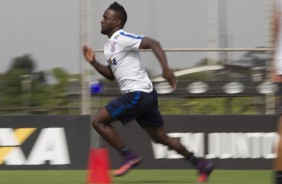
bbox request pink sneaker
[197,160,214,182]
[113,154,142,177]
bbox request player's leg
[137,88,214,182]
[92,107,124,149]
[143,126,214,183]
[274,116,282,184]
[143,125,200,163]
[101,92,149,176]
[92,106,142,177]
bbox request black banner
[0,115,90,170]
[102,115,279,170]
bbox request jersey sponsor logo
[0,127,70,165]
[114,34,119,39]
[107,58,117,66]
[111,41,116,53]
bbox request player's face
[100,9,119,36]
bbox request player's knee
[91,116,110,131]
[91,117,100,130]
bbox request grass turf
[0,169,273,184]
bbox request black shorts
[105,89,164,127]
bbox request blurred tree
[0,70,24,107]
[9,54,35,73]
[0,54,83,114]
[0,55,54,110]
[0,70,51,109]
[46,68,70,107]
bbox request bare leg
[143,126,193,158]
[144,126,214,182]
[92,107,124,149]
[92,107,142,176]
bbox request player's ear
[115,18,122,27]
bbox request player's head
[108,2,127,27]
[101,2,127,36]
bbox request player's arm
[139,37,176,90]
[82,45,115,81]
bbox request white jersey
[275,0,282,75]
[103,29,153,93]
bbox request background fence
[0,0,278,116]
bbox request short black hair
[108,2,127,28]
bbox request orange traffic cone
[87,148,112,184]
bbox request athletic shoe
[196,160,214,182]
[275,171,282,184]
[113,153,142,177]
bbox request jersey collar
[110,29,123,40]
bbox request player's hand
[82,45,95,63]
[162,69,177,90]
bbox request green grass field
[0,169,273,184]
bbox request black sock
[118,145,130,157]
[186,153,200,167]
[276,171,282,184]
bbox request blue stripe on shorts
[111,92,141,117]
[105,90,164,127]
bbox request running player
[82,2,214,182]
